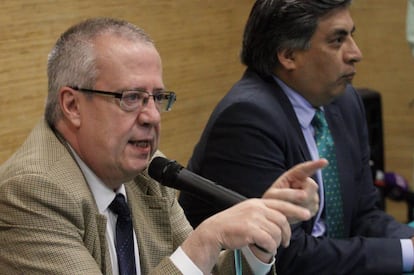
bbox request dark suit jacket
[179,69,414,274]
[0,119,263,275]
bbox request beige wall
[1,1,414,189]
[0,0,254,166]
[351,0,414,186]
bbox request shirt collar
[68,145,127,214]
[273,76,319,128]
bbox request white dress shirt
[69,147,273,274]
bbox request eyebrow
[333,25,356,37]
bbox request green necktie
[312,109,345,238]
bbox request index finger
[280,159,328,185]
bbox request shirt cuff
[170,246,203,275]
[241,246,274,275]
[400,239,414,272]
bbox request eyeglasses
[69,86,176,112]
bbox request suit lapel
[36,120,114,273]
[95,214,112,274]
[125,174,172,275]
[263,75,316,232]
[264,75,313,162]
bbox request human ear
[277,48,297,70]
[59,87,81,128]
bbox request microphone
[148,156,247,208]
[149,156,271,254]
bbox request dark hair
[241,0,352,76]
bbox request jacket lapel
[262,74,312,162]
[125,173,172,275]
[259,74,319,232]
[40,120,114,274]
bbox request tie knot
[312,109,328,130]
[109,194,131,219]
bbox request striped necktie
[312,109,345,238]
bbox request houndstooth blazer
[0,119,272,275]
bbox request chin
[126,159,149,174]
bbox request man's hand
[182,198,308,273]
[181,159,328,273]
[263,159,327,224]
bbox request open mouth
[128,140,150,148]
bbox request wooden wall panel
[0,0,254,166]
[351,0,414,187]
[1,0,414,193]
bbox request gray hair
[45,17,154,126]
[241,0,352,76]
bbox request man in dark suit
[0,17,323,274]
[179,0,414,274]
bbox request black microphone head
[149,156,247,208]
[148,156,183,187]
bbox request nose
[345,37,363,64]
[137,96,161,126]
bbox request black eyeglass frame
[69,86,176,112]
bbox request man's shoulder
[0,119,86,195]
